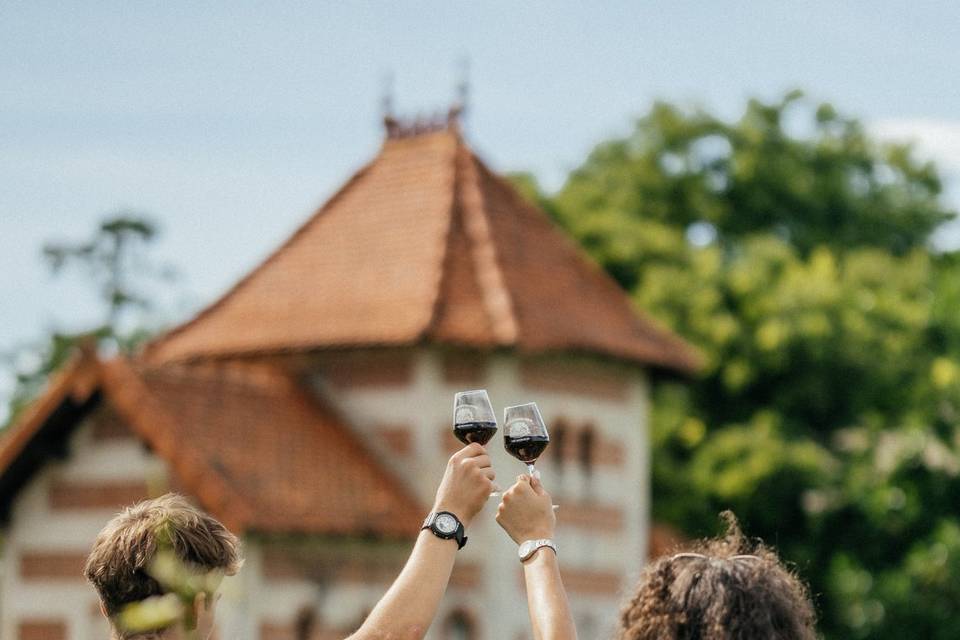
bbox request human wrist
[518,538,557,563]
[431,503,472,528]
[519,526,554,541]
[523,546,557,564]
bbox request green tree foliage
[43,214,166,327]
[520,92,959,638]
[2,213,168,427]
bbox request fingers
[454,444,491,467]
[461,452,496,488]
[457,454,492,474]
[455,442,487,459]
[530,474,546,496]
[515,475,535,495]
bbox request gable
[0,352,425,538]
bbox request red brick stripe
[20,552,86,580]
[595,437,626,467]
[449,562,481,589]
[48,479,148,511]
[556,502,625,532]
[18,620,67,640]
[261,548,404,583]
[259,623,295,640]
[259,622,345,640]
[441,351,489,385]
[320,351,414,388]
[376,426,413,456]
[519,360,630,402]
[560,568,623,595]
[518,567,623,596]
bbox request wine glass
[453,389,500,496]
[453,390,499,445]
[503,402,550,477]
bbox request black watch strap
[421,511,468,549]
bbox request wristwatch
[518,538,557,562]
[422,511,468,549]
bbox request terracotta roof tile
[105,359,425,536]
[428,186,498,345]
[146,127,701,374]
[466,154,701,372]
[0,352,425,537]
[0,350,97,477]
[147,131,459,362]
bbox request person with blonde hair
[496,475,817,640]
[86,442,495,640]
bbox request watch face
[519,540,534,557]
[435,513,457,534]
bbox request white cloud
[871,118,960,251]
[871,118,960,176]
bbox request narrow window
[295,607,316,640]
[579,426,595,475]
[445,609,477,640]
[552,419,567,470]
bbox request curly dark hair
[618,512,816,640]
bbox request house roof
[0,350,424,537]
[145,124,701,374]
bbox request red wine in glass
[454,420,498,446]
[503,402,550,476]
[503,434,550,463]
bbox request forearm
[348,530,458,640]
[522,549,577,640]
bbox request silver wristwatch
[518,538,557,562]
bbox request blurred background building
[0,114,697,640]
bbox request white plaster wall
[0,347,652,640]
[0,415,165,640]
[316,348,652,640]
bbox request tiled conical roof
[146,125,700,374]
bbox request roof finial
[381,70,399,137]
[382,67,469,139]
[449,56,470,130]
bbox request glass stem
[527,463,538,478]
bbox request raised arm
[496,476,577,640]
[347,443,495,640]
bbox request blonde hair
[84,493,242,626]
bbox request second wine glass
[503,402,550,476]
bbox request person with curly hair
[496,475,817,640]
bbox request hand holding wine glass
[453,389,501,496]
[496,474,556,544]
[504,402,558,510]
[433,443,496,526]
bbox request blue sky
[3,2,960,405]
